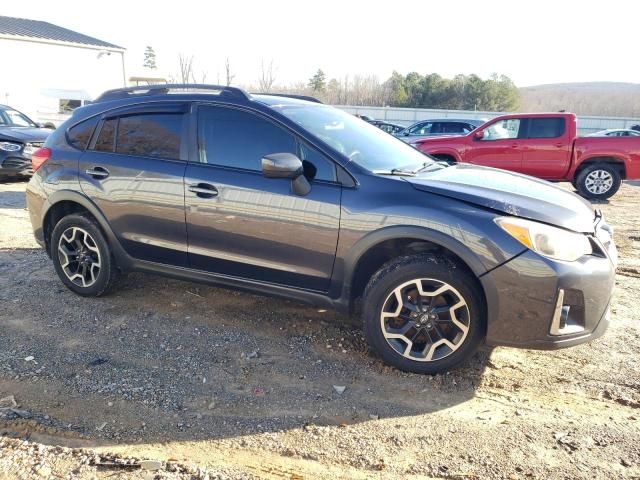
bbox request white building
[0,16,126,126]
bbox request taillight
[31,147,51,172]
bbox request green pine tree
[143,46,157,70]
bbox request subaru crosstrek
[26,85,617,374]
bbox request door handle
[510,143,519,148]
[85,166,109,179]
[188,183,218,198]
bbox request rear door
[465,118,524,171]
[518,117,571,179]
[184,104,341,291]
[78,104,189,266]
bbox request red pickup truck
[413,112,640,199]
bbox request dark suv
[26,85,617,374]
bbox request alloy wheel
[585,170,614,195]
[380,278,470,362]
[57,227,102,288]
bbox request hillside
[520,82,640,117]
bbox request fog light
[550,289,585,336]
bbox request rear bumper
[481,245,615,350]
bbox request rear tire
[50,214,119,296]
[362,254,485,374]
[575,164,621,200]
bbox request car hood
[0,127,51,143]
[407,164,595,233]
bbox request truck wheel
[575,164,621,200]
[362,254,485,374]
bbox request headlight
[495,217,592,262]
[0,142,22,152]
[23,144,38,155]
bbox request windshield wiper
[373,168,416,176]
[412,161,448,174]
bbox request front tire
[362,254,485,374]
[50,214,119,296]
[575,164,621,200]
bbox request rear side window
[116,114,183,159]
[90,113,184,159]
[67,116,99,150]
[94,119,116,152]
[198,106,297,171]
[528,118,565,138]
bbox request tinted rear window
[528,118,565,138]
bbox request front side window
[299,142,336,182]
[116,114,183,159]
[481,119,521,141]
[409,122,432,135]
[0,109,36,127]
[198,106,297,171]
[528,118,565,139]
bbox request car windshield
[0,108,37,128]
[272,103,433,173]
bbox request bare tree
[178,54,194,83]
[224,58,236,86]
[258,59,277,92]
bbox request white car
[586,129,640,137]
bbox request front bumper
[0,151,33,177]
[481,233,616,350]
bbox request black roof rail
[94,84,251,103]
[252,93,323,104]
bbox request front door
[465,118,524,172]
[79,106,189,266]
[185,105,341,291]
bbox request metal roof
[0,15,124,50]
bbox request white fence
[335,105,640,135]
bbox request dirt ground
[0,178,638,480]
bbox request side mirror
[262,152,304,179]
[473,130,485,140]
[261,152,311,196]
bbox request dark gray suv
[26,85,617,374]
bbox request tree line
[143,48,520,111]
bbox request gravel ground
[0,178,639,479]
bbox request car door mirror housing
[473,130,485,140]
[262,152,304,179]
[262,152,311,196]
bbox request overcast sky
[4,0,639,87]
